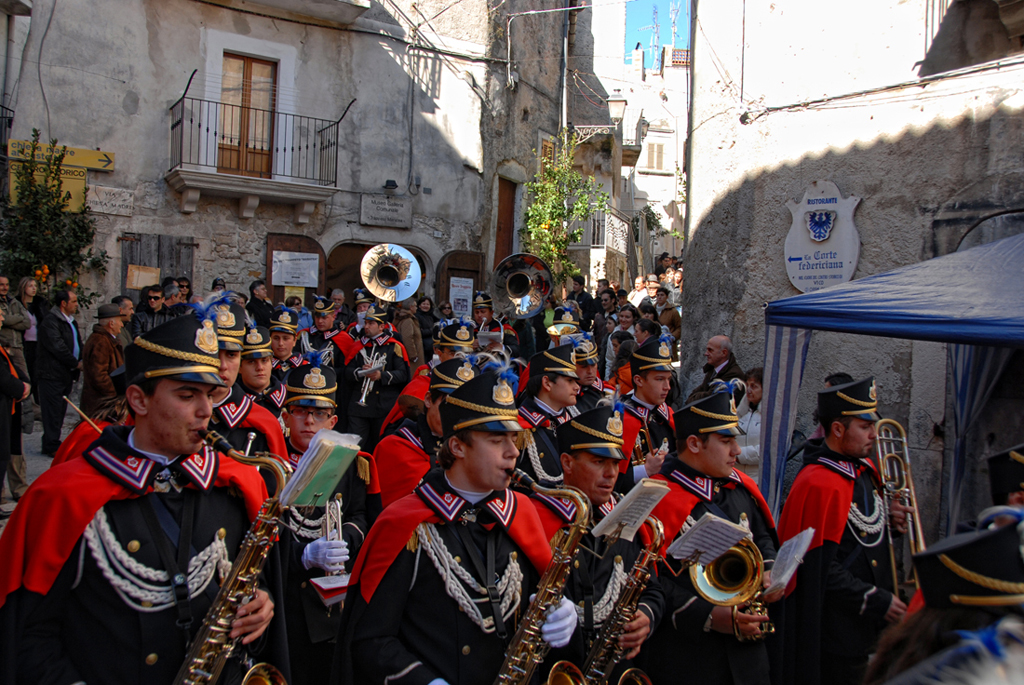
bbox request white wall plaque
[360,193,412,229]
[271,251,320,288]
[449,277,474,319]
[784,180,860,293]
[87,185,134,216]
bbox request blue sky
[624,0,689,66]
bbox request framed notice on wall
[271,251,320,288]
[449,277,474,319]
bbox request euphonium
[875,418,925,589]
[494,470,592,685]
[576,516,664,685]
[689,537,774,642]
[172,430,292,685]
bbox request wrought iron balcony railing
[169,96,340,186]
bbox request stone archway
[325,241,431,302]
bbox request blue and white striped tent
[759,233,1024,532]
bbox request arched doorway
[326,242,430,302]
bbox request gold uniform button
[127,540,141,553]
[454,556,462,563]
[141,601,153,608]
[860,531,867,538]
[871,560,878,568]
[573,560,579,569]
[145,653,158,666]
[614,555,622,565]
[217,528,227,540]
[510,552,517,561]
[462,645,471,655]
[301,582,307,589]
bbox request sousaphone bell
[491,253,552,320]
[360,244,422,303]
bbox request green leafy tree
[0,129,108,306]
[522,129,610,284]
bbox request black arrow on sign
[99,153,113,169]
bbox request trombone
[875,418,926,590]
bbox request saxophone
[577,517,664,685]
[172,430,292,685]
[493,470,592,685]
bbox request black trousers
[347,414,385,453]
[38,378,72,455]
[821,652,868,685]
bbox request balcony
[243,0,369,25]
[166,96,340,223]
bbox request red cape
[349,489,553,602]
[620,407,675,475]
[0,451,268,610]
[52,420,112,466]
[652,469,775,554]
[244,402,289,467]
[531,496,654,547]
[380,365,430,436]
[373,432,431,508]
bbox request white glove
[538,595,577,648]
[302,536,349,572]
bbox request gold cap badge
[561,311,573,322]
[493,381,515,406]
[215,305,235,328]
[869,381,877,401]
[659,341,670,358]
[196,320,219,355]
[456,326,471,341]
[280,312,292,323]
[246,328,262,344]
[456,363,475,382]
[304,368,327,389]
[475,294,485,303]
[607,411,623,437]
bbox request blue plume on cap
[497,364,519,395]
[188,292,233,323]
[659,332,674,345]
[711,378,745,398]
[304,348,328,369]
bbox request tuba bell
[360,244,422,303]
[689,537,774,642]
[491,253,553,320]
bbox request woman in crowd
[176,276,192,302]
[609,334,636,393]
[736,367,763,481]
[604,305,637,380]
[0,306,30,517]
[17,277,45,406]
[414,296,439,362]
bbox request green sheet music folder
[279,430,361,508]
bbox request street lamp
[607,89,627,124]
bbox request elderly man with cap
[637,389,779,685]
[472,291,520,357]
[279,359,372,685]
[0,313,288,683]
[573,333,614,412]
[777,377,910,685]
[79,303,127,416]
[517,343,581,487]
[269,306,307,382]
[531,403,666,680]
[238,326,287,419]
[207,301,288,486]
[374,357,481,507]
[344,304,410,451]
[338,366,576,685]
[618,336,677,493]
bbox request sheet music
[767,527,815,594]
[279,431,361,507]
[591,479,670,542]
[666,513,750,565]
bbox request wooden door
[494,177,517,268]
[120,233,195,301]
[266,233,327,308]
[219,54,276,178]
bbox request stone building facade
[682,0,1024,532]
[7,0,568,312]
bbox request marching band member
[337,368,577,685]
[238,325,287,419]
[573,333,614,412]
[777,377,909,685]
[516,343,581,487]
[308,295,359,431]
[344,288,376,339]
[619,336,676,491]
[639,390,779,685]
[0,313,287,683]
[531,404,665,680]
[269,305,307,381]
[373,357,480,507]
[472,291,520,357]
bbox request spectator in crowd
[593,288,617,362]
[654,252,671,277]
[670,268,684,307]
[162,282,189,317]
[393,298,425,368]
[686,334,744,403]
[604,305,637,380]
[644,274,660,303]
[37,289,83,457]
[176,276,192,302]
[597,278,610,292]
[330,288,357,329]
[246,279,273,328]
[80,304,125,416]
[566,274,597,331]
[0,276,31,501]
[610,337,637,393]
[414,296,439,361]
[130,284,171,338]
[616,288,629,309]
[211,276,227,293]
[110,295,135,349]
[437,300,454,324]
[17,277,45,409]
[283,295,313,333]
[655,286,682,360]
[637,301,658,322]
[0,304,30,514]
[627,276,647,308]
[634,318,660,346]
[736,367,763,481]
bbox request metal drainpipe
[559,0,570,129]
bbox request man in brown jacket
[685,334,744,404]
[80,303,126,415]
[394,298,425,369]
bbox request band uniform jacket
[344,333,410,419]
[516,395,571,488]
[272,354,307,382]
[776,442,896,685]
[239,375,287,419]
[480,317,520,358]
[576,380,614,413]
[373,414,441,508]
[282,440,373,685]
[80,324,125,416]
[638,457,777,685]
[210,383,288,493]
[532,493,666,681]
[335,468,553,685]
[619,395,676,491]
[0,426,290,685]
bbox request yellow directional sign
[8,162,87,211]
[8,140,115,171]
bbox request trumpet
[631,427,668,467]
[689,537,774,642]
[356,349,386,406]
[876,418,926,590]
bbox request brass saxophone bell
[241,662,288,685]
